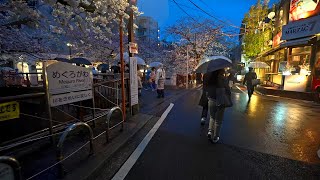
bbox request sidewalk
[8,86,190,180]
[235,83,320,104]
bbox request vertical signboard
[130,57,139,106]
[46,62,93,107]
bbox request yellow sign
[0,101,19,121]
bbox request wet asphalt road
[123,87,320,179]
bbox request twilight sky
[138,0,278,33]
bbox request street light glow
[67,43,73,47]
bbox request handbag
[215,88,233,108]
[252,79,260,86]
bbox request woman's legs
[208,99,225,142]
[213,107,225,139]
[208,99,217,137]
[200,102,208,125]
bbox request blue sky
[138,0,278,33]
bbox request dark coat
[198,73,210,107]
[243,71,257,87]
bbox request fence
[0,75,129,179]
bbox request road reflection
[232,92,320,164]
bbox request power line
[170,0,249,37]
[171,0,197,22]
[187,0,243,30]
[198,0,242,29]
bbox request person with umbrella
[195,56,233,143]
[243,67,257,100]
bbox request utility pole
[127,0,139,115]
[186,45,189,89]
[119,15,126,120]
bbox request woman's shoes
[200,118,206,125]
[208,130,220,143]
[212,136,220,143]
[207,131,212,139]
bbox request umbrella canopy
[115,52,146,65]
[70,57,92,65]
[97,64,109,71]
[149,62,163,68]
[54,57,70,63]
[248,62,270,69]
[195,56,232,73]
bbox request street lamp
[66,43,73,60]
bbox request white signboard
[129,42,138,54]
[130,57,139,106]
[284,75,308,92]
[282,15,320,40]
[0,163,14,180]
[50,90,92,107]
[47,62,92,95]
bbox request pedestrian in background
[243,67,257,100]
[155,65,166,98]
[137,67,143,96]
[206,68,231,143]
[150,67,156,91]
[199,73,210,125]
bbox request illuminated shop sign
[289,0,320,22]
[282,14,320,40]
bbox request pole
[119,15,126,120]
[186,45,189,89]
[128,0,139,115]
[69,46,72,60]
[42,61,54,144]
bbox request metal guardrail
[0,92,45,103]
[106,106,124,143]
[56,122,94,177]
[0,156,22,180]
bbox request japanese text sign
[47,62,92,95]
[50,90,92,107]
[0,101,19,121]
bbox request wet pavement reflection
[222,89,320,164]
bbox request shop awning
[280,36,315,48]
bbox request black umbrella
[54,57,70,63]
[97,64,109,71]
[70,57,92,65]
[195,56,232,73]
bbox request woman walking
[206,68,231,143]
[155,65,166,98]
[150,67,156,91]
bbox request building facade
[243,0,320,93]
[136,16,159,42]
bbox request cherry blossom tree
[1,0,139,60]
[165,17,231,74]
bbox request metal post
[128,0,134,115]
[186,45,189,89]
[69,46,72,60]
[91,86,96,128]
[119,15,126,121]
[42,61,54,144]
[0,156,22,180]
[56,122,94,178]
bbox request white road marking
[111,103,175,180]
